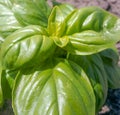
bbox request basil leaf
[0,25,56,70]
[0,0,51,38]
[69,54,108,112]
[0,0,22,38]
[99,49,120,89]
[12,59,95,115]
[13,0,51,27]
[49,6,120,55]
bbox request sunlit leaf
[13,59,95,115]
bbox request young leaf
[0,25,56,70]
[48,4,74,37]
[12,59,95,115]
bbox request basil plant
[0,0,120,115]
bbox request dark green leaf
[48,4,74,37]
[69,54,108,112]
[12,59,95,115]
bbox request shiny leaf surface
[48,4,74,37]
[0,0,22,38]
[13,0,51,27]
[0,0,51,38]
[49,6,120,55]
[69,54,108,112]
[99,49,120,89]
[13,59,95,115]
[0,25,56,70]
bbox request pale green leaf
[13,0,51,27]
[0,0,22,38]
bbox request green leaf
[0,0,22,38]
[48,4,74,37]
[49,6,120,55]
[0,68,18,107]
[13,0,51,27]
[0,0,52,38]
[69,54,108,112]
[99,49,120,89]
[12,59,95,115]
[0,25,56,70]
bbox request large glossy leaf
[0,0,51,38]
[0,0,22,38]
[13,0,51,27]
[49,6,120,55]
[99,49,120,89]
[69,54,108,112]
[12,59,95,115]
[0,25,56,70]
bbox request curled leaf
[0,25,56,70]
